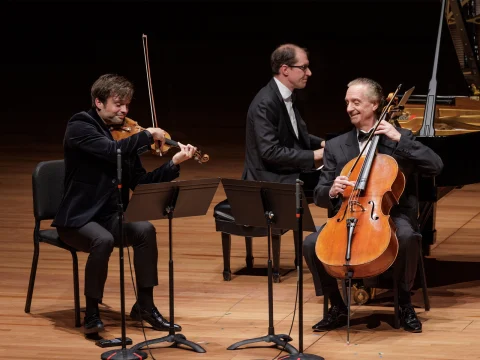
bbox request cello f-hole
[368,200,379,220]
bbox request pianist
[241,43,325,184]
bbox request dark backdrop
[1,0,468,148]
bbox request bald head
[270,44,308,74]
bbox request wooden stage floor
[2,143,480,360]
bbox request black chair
[25,160,81,328]
[214,199,296,283]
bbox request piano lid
[386,0,480,187]
[395,94,480,187]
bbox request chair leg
[245,237,254,269]
[221,232,232,281]
[393,277,400,329]
[418,246,431,311]
[272,235,281,283]
[25,239,40,313]
[71,251,81,327]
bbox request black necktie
[357,129,373,143]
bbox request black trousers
[57,213,158,300]
[303,214,420,298]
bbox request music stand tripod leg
[131,197,206,354]
[227,212,298,355]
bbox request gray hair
[347,77,384,105]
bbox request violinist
[303,78,443,333]
[52,73,197,334]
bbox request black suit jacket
[314,127,444,225]
[242,78,324,184]
[52,109,180,228]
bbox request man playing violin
[242,43,325,185]
[303,78,443,333]
[52,74,197,334]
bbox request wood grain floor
[2,142,480,360]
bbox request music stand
[221,178,319,357]
[279,180,325,359]
[124,178,220,354]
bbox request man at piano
[303,77,444,333]
[242,43,325,184]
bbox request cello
[315,84,405,342]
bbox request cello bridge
[349,201,366,212]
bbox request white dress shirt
[357,127,375,154]
[273,77,299,138]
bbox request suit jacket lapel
[341,128,360,162]
[269,78,300,141]
[87,108,114,140]
[293,105,310,148]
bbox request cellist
[303,78,443,333]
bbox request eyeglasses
[288,64,309,71]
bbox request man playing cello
[303,78,443,333]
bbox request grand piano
[391,0,480,255]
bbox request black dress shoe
[130,304,182,332]
[84,313,104,334]
[312,304,348,332]
[400,304,422,333]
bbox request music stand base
[227,334,298,355]
[131,333,206,353]
[279,353,325,359]
[100,348,147,360]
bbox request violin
[109,117,209,164]
[314,85,406,342]
[109,33,209,164]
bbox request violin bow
[142,34,162,155]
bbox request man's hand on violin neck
[172,143,197,165]
[373,120,401,142]
[146,127,166,142]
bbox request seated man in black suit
[52,74,197,334]
[242,43,325,185]
[303,78,443,333]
